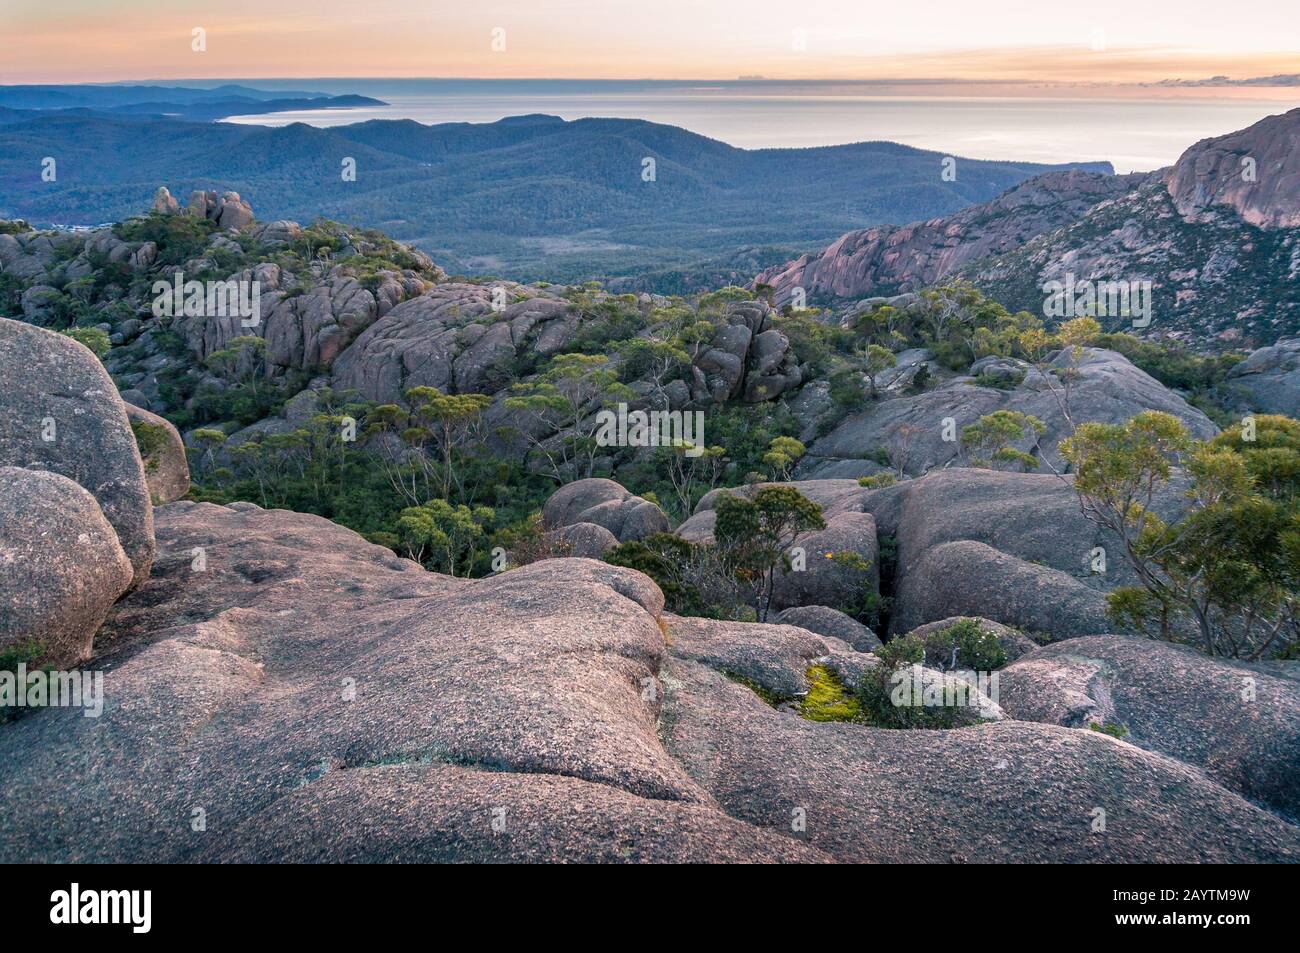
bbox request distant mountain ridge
[0,110,1109,288]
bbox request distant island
[0,83,386,122]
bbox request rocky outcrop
[175,264,433,378]
[4,490,1298,861]
[893,539,1113,638]
[1164,107,1300,229]
[690,300,803,404]
[755,109,1300,344]
[0,318,154,586]
[753,169,1145,305]
[858,467,1189,637]
[125,403,190,504]
[178,189,256,230]
[0,467,133,664]
[1000,636,1300,820]
[660,657,1300,862]
[803,347,1219,477]
[542,478,669,544]
[773,605,881,652]
[0,500,819,862]
[330,284,574,402]
[1226,338,1300,416]
[545,521,619,559]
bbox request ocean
[221,79,1300,173]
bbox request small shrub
[1089,721,1129,739]
[62,326,110,358]
[856,619,1005,729]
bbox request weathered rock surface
[0,318,154,586]
[1226,338,1300,417]
[754,169,1144,305]
[859,467,1194,637]
[1164,106,1300,229]
[803,348,1218,477]
[774,605,882,652]
[125,402,190,504]
[664,614,838,698]
[542,478,670,543]
[999,635,1300,820]
[0,467,133,664]
[893,539,1113,638]
[197,761,827,863]
[660,658,1300,862]
[771,511,879,614]
[4,495,1298,862]
[0,502,764,861]
[546,521,619,559]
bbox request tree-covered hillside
[0,112,1110,288]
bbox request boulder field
[2,315,1299,863]
[3,498,1298,862]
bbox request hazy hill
[0,111,1109,288]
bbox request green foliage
[115,212,218,266]
[1089,721,1129,739]
[1062,411,1300,658]
[762,435,806,481]
[130,419,170,473]
[715,485,826,621]
[962,410,1046,471]
[857,473,897,489]
[1096,332,1244,395]
[606,533,700,614]
[506,352,633,481]
[696,286,754,311]
[855,619,1005,729]
[0,639,47,724]
[61,326,110,358]
[397,499,495,576]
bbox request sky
[1,0,1298,84]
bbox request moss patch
[799,664,861,723]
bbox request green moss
[799,664,861,723]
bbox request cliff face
[1164,106,1300,229]
[754,170,1150,305]
[754,108,1300,344]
